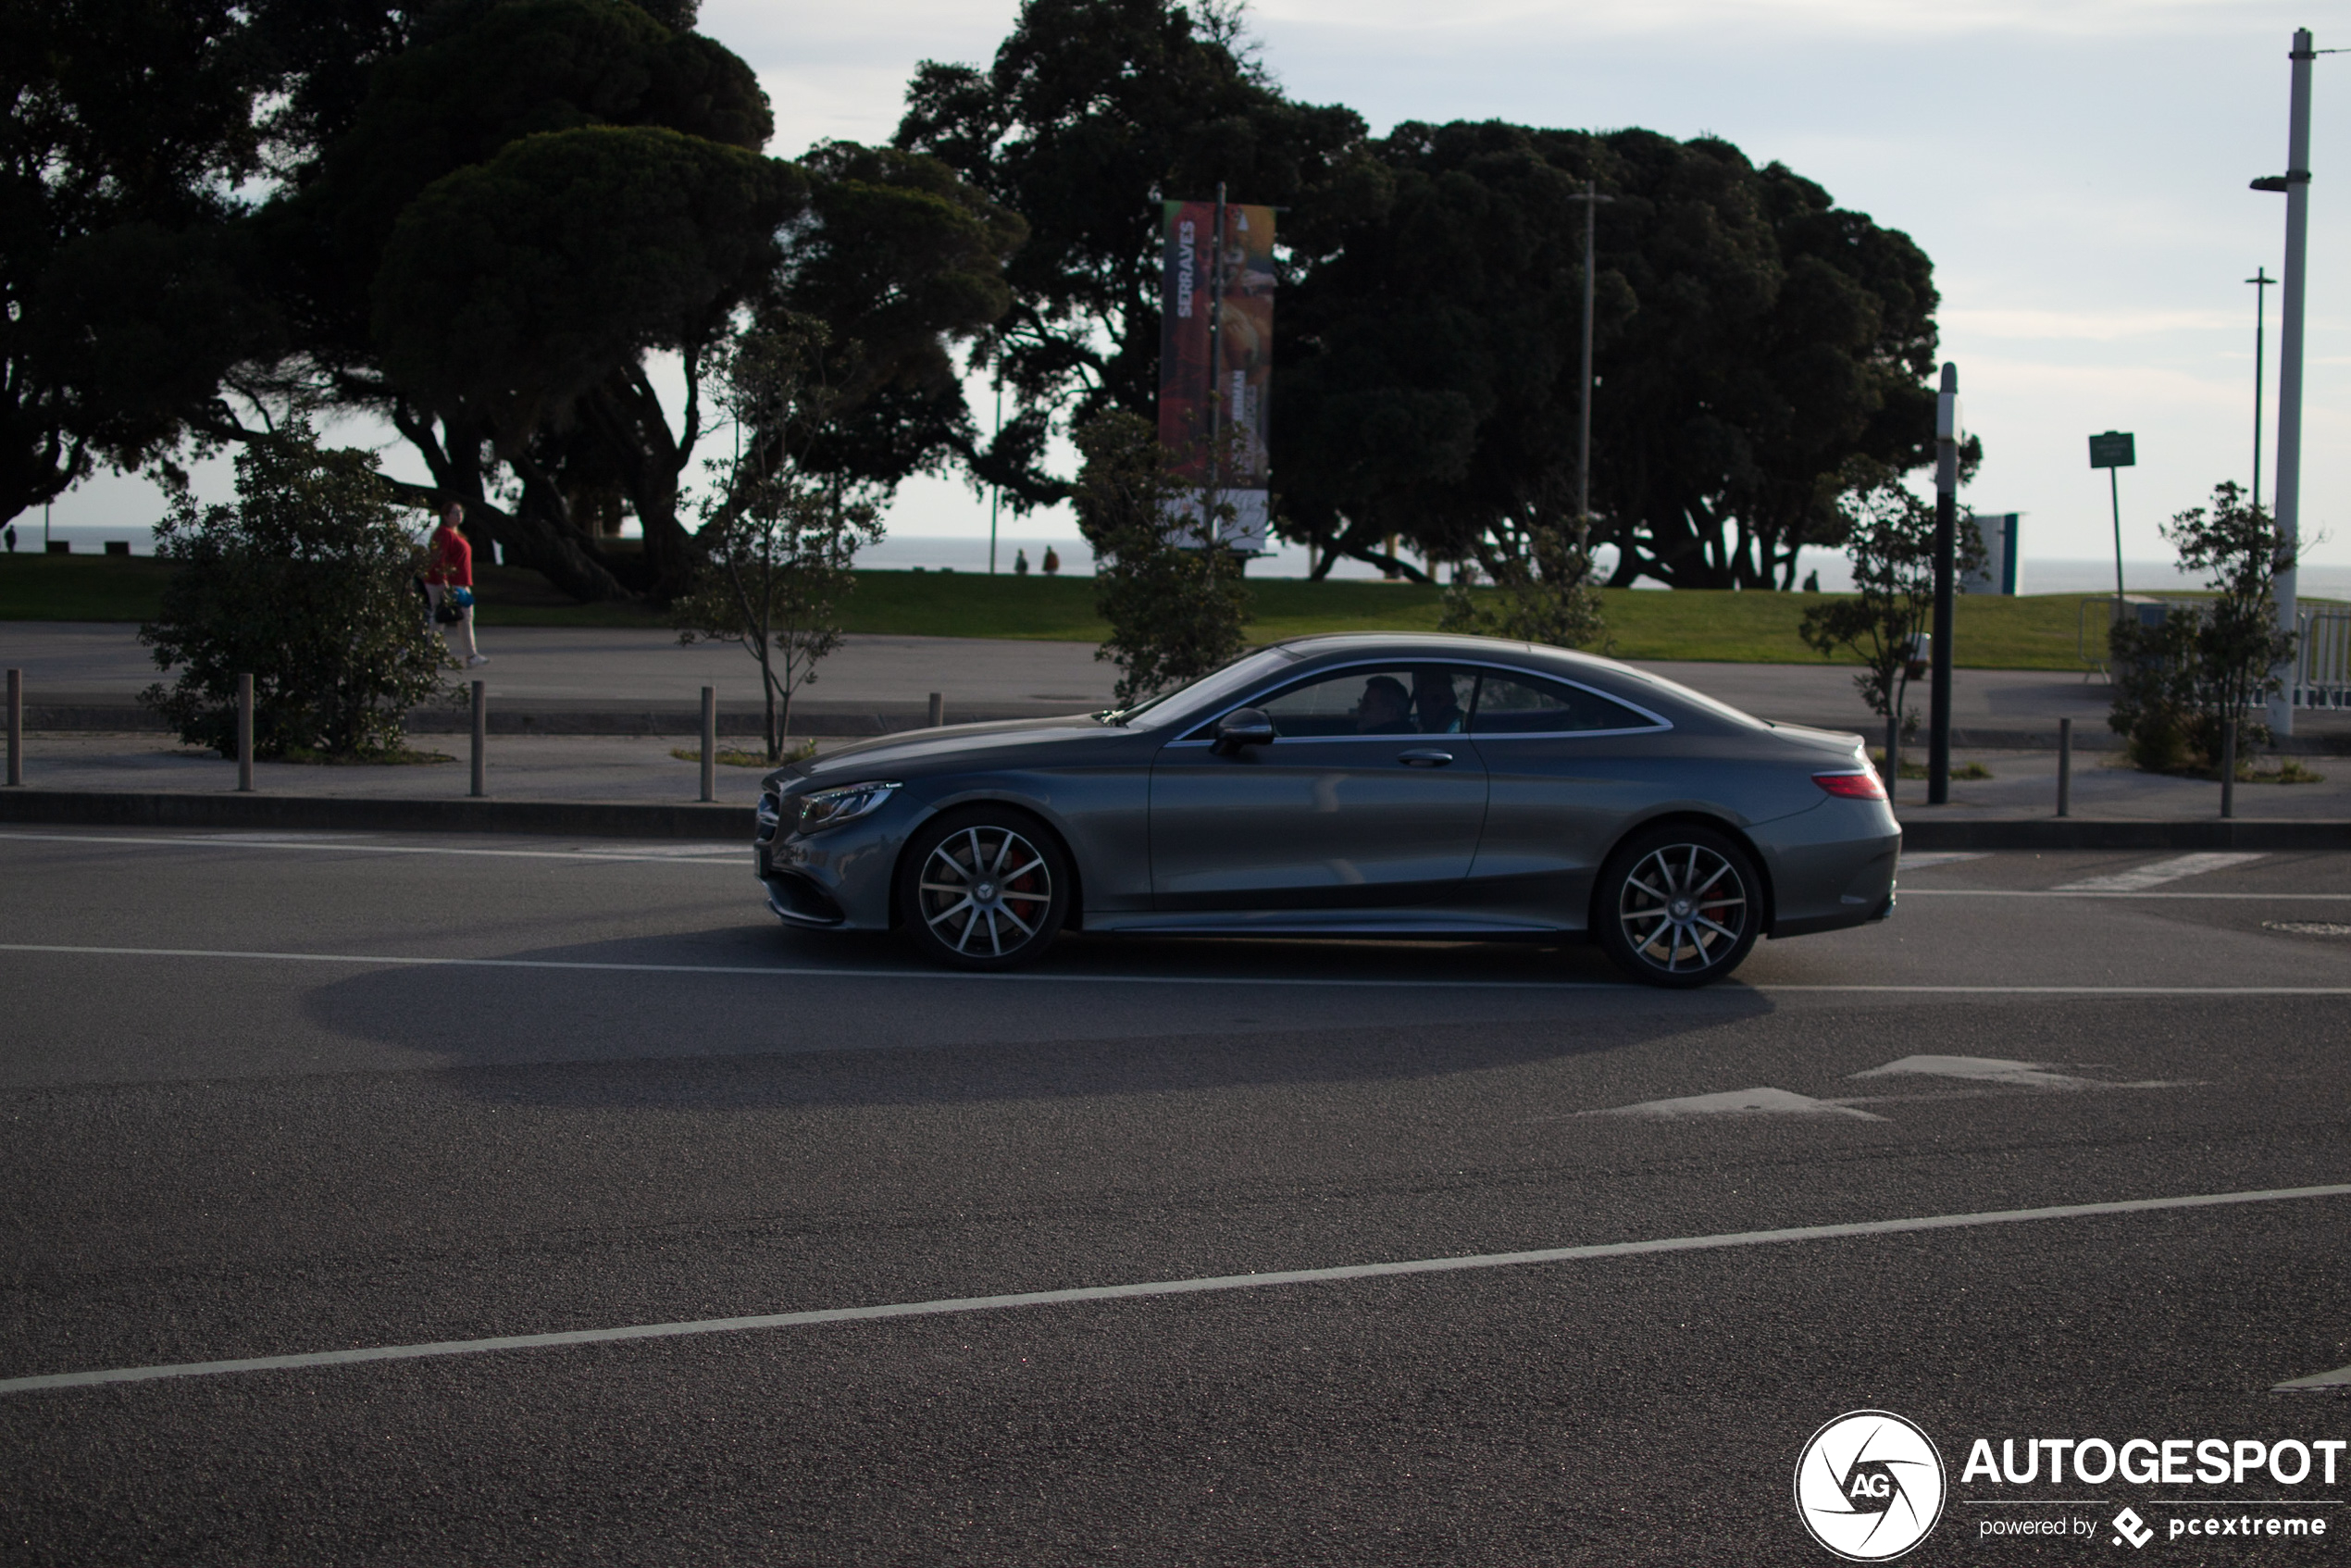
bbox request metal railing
[2298,605,2351,710]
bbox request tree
[1276,121,1960,586]
[1797,472,1981,774]
[1072,411,1250,706]
[2108,481,2297,772]
[248,0,780,601]
[672,322,883,762]
[1437,505,1606,652]
[139,422,448,759]
[0,0,275,526]
[896,0,1366,507]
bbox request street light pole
[2252,28,2320,735]
[1564,180,1616,541]
[988,380,1001,575]
[2246,267,2275,503]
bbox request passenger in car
[1413,668,1464,734]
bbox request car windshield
[1095,645,1304,729]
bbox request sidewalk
[10,621,2348,747]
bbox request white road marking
[0,830,741,865]
[1849,1055,2184,1090]
[4,943,2351,995]
[1897,852,1990,869]
[1900,890,2349,901]
[1586,1087,1885,1120]
[5,1182,2344,1397]
[2276,1363,2351,1391]
[2053,852,2269,893]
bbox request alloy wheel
[915,825,1055,958]
[1616,842,1749,976]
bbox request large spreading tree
[0,0,277,528]
[1277,121,1952,588]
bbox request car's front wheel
[1595,824,1761,988]
[897,808,1071,970]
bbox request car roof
[1263,632,1767,730]
[1270,631,1620,676]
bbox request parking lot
[2,828,2346,1563]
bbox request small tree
[1072,412,1251,707]
[675,322,885,763]
[140,424,449,759]
[1798,474,1982,774]
[2108,481,2297,772]
[1437,504,1606,649]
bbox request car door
[1149,663,1487,911]
[1455,668,1675,922]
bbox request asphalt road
[2,829,2348,1565]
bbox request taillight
[1813,770,1887,801]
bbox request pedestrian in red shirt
[423,501,486,666]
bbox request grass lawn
[0,552,2263,671]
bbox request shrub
[140,425,450,758]
[2108,481,2296,771]
[1072,412,1250,707]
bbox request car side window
[1471,673,1657,735]
[1195,665,1476,740]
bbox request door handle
[1398,749,1454,766]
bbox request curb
[1,789,2345,851]
[0,790,752,840]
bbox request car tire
[897,807,1071,971]
[1594,823,1761,988]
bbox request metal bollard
[928,691,944,728]
[6,667,20,787]
[2056,716,2071,818]
[236,673,254,791]
[700,685,716,803]
[470,679,486,798]
[2220,718,2236,821]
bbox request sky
[39,0,2351,576]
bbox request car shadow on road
[298,923,1776,1112]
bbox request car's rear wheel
[898,808,1070,970]
[1595,824,1760,988]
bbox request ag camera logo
[1795,1410,1947,1561]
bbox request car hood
[761,715,1113,790]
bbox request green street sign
[2088,430,2136,469]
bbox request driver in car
[1353,675,1416,734]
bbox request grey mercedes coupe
[754,633,1899,987]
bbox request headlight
[791,780,901,832]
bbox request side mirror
[1212,708,1275,755]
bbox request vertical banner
[1157,198,1275,551]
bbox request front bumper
[754,793,907,930]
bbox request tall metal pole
[1205,181,1226,549]
[1928,362,1959,804]
[1566,180,1615,542]
[2247,267,2275,503]
[2267,28,2314,737]
[988,381,1001,575]
[2108,467,2125,602]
